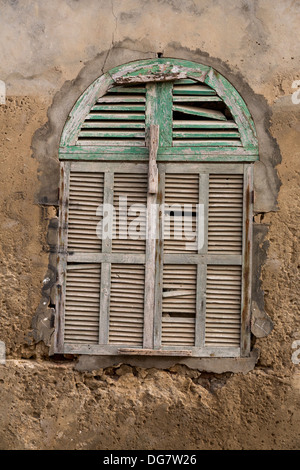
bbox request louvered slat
[68,171,104,252]
[77,84,146,146]
[173,120,238,129]
[64,265,101,343]
[162,265,197,346]
[164,174,199,253]
[109,264,145,345]
[173,105,226,121]
[208,174,243,254]
[172,81,241,147]
[173,85,216,96]
[205,265,241,347]
[112,173,147,252]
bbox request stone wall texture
[0,0,299,450]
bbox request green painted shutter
[56,66,254,358]
[172,79,242,147]
[77,84,146,147]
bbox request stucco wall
[0,0,299,449]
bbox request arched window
[54,59,258,358]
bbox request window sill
[74,348,259,374]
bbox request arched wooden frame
[59,58,258,161]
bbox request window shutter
[112,173,147,252]
[208,174,243,254]
[172,79,242,147]
[161,264,197,347]
[77,84,146,147]
[109,264,145,345]
[205,265,242,347]
[56,60,256,359]
[67,171,104,252]
[64,264,101,344]
[59,163,247,356]
[163,173,199,253]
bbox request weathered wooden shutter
[163,173,198,253]
[205,265,241,347]
[67,170,104,252]
[112,173,147,252]
[77,84,146,147]
[109,264,145,345]
[64,264,101,344]
[208,174,243,254]
[161,264,197,346]
[172,79,242,147]
[58,163,249,357]
[153,163,249,357]
[57,162,149,353]
[56,59,257,358]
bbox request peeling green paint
[59,58,259,161]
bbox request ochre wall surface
[0,0,299,449]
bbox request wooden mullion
[143,191,157,349]
[101,171,114,253]
[240,164,253,356]
[153,168,165,349]
[99,171,114,345]
[195,263,207,348]
[143,128,159,349]
[54,162,70,353]
[194,172,208,348]
[146,82,173,148]
[156,82,173,147]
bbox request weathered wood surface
[59,58,258,156]
[59,145,258,160]
[98,172,114,344]
[143,126,159,348]
[56,58,259,359]
[63,343,241,357]
[118,348,193,356]
[240,164,253,356]
[173,84,216,95]
[54,162,70,353]
[173,104,226,120]
[148,125,159,194]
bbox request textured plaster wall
[0,0,299,450]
